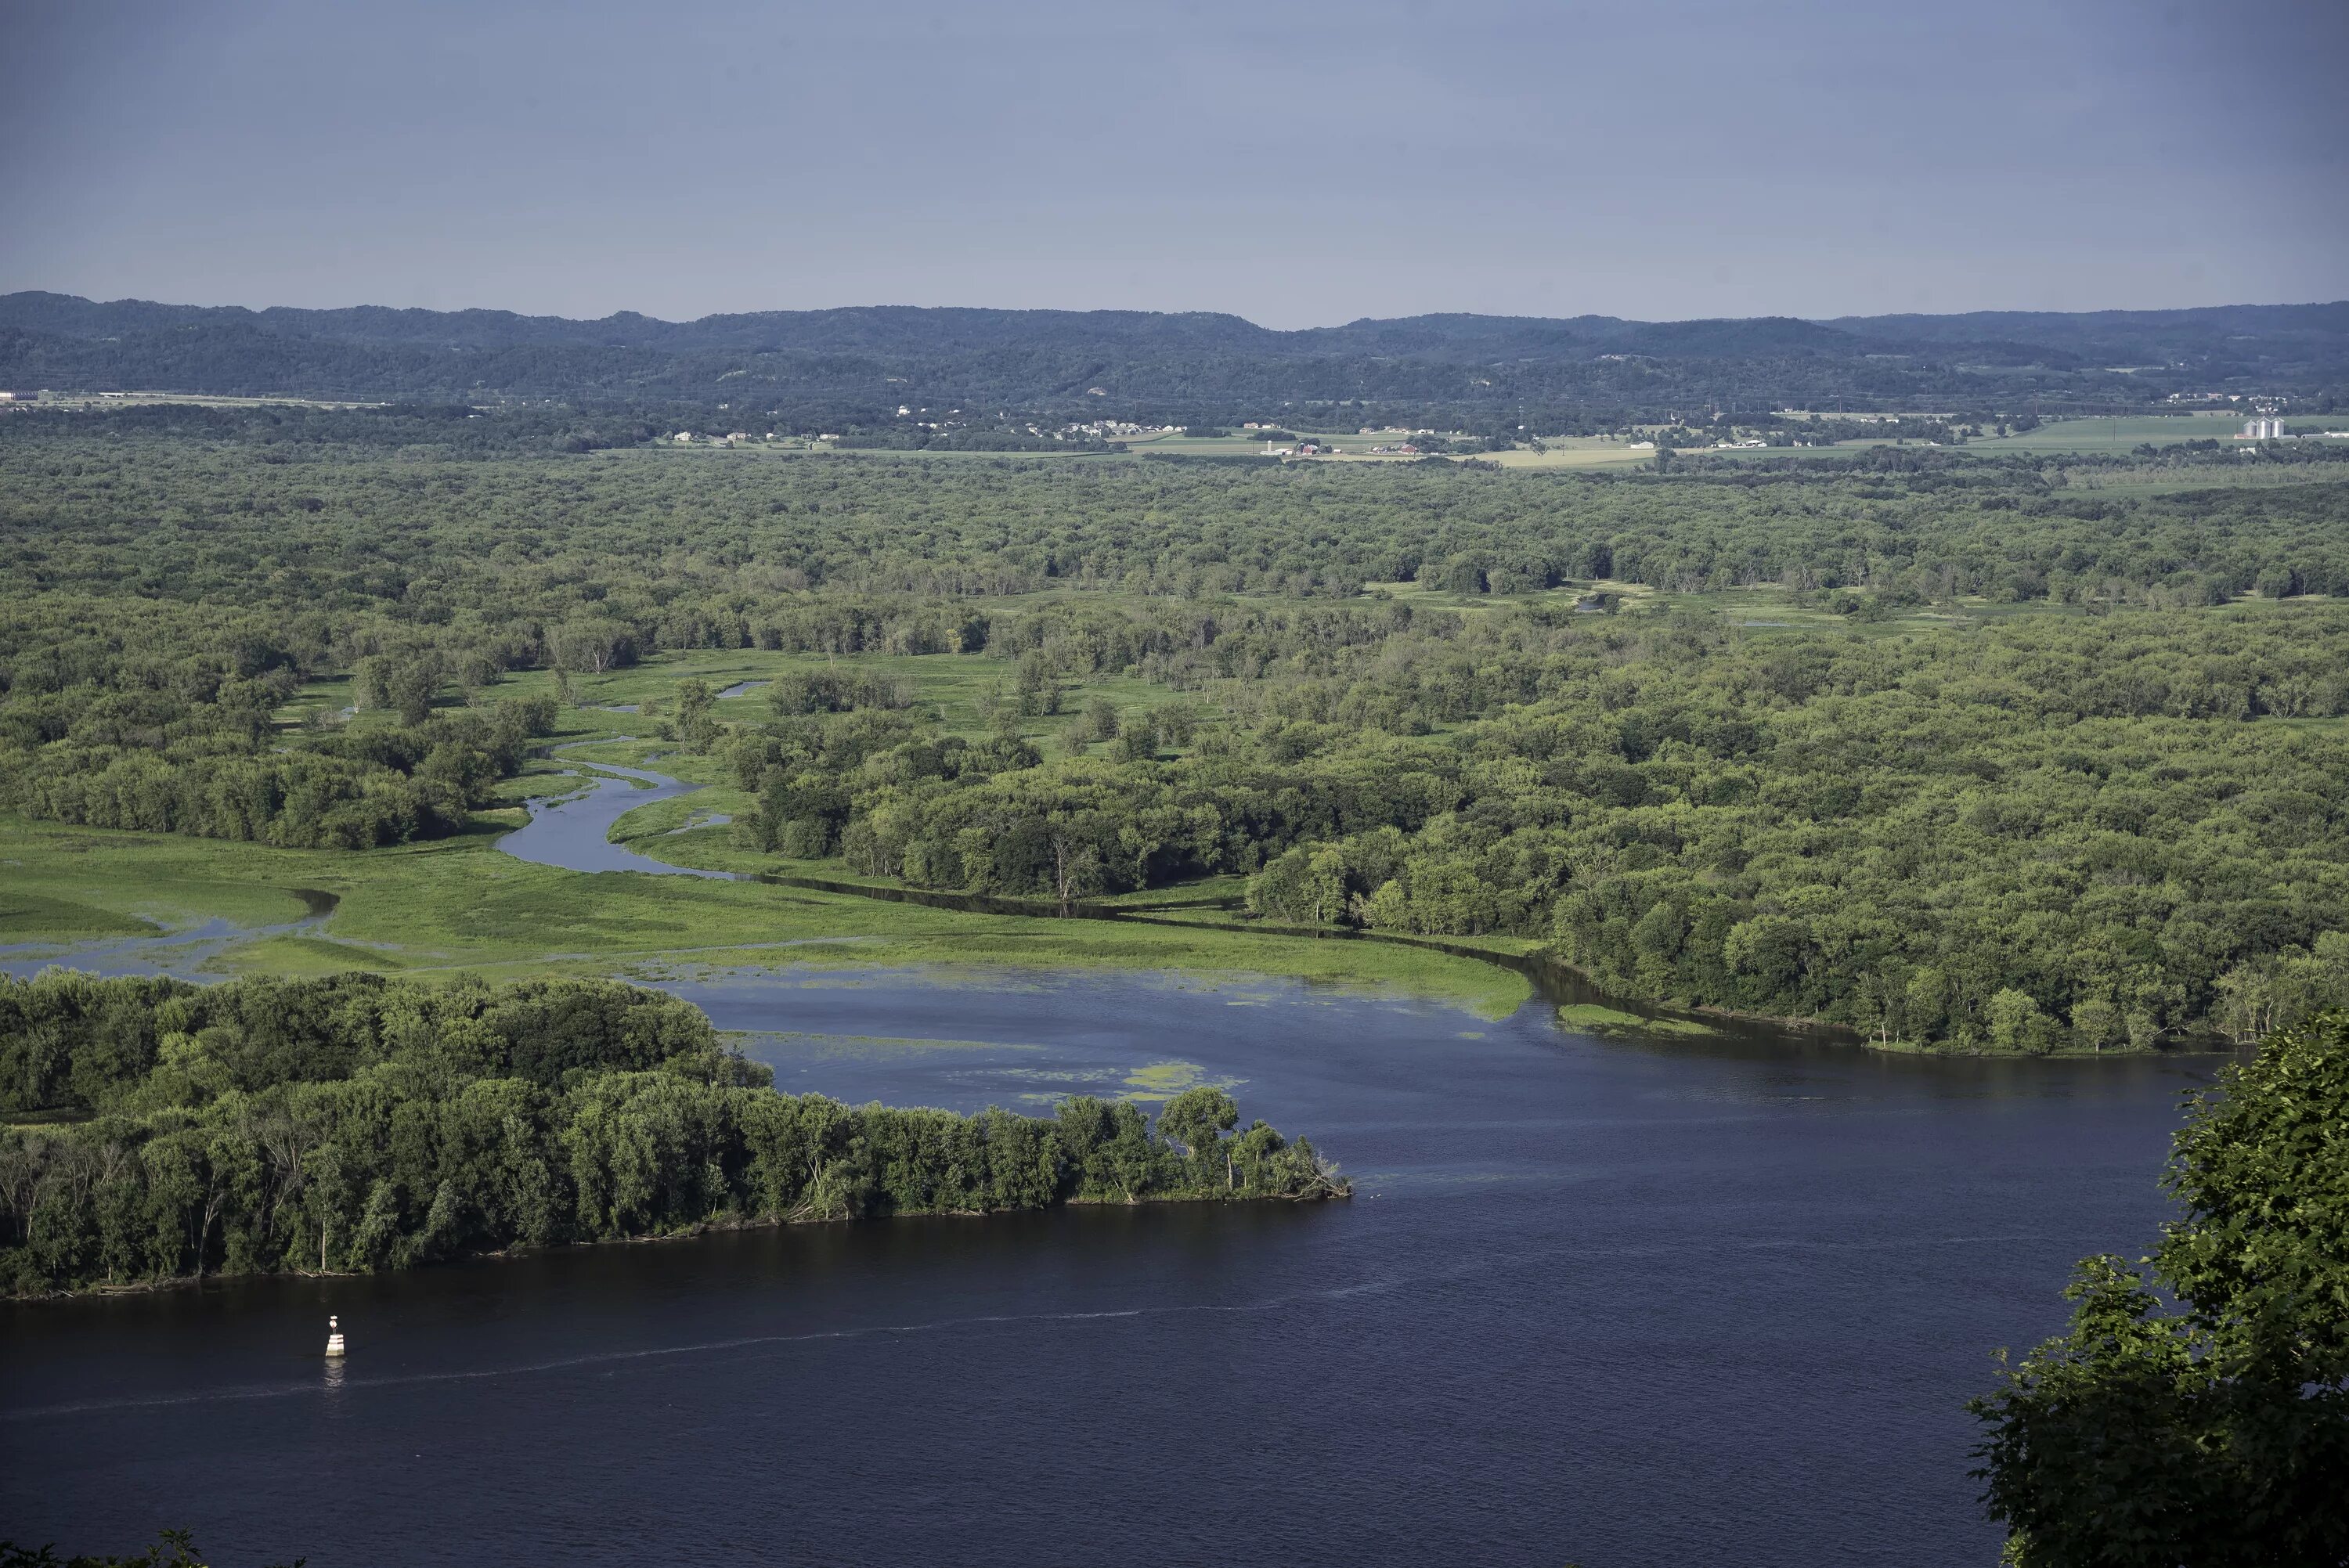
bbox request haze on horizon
[3,0,2346,330]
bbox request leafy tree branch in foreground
[1969,1010,2349,1565]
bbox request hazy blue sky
[4,0,2344,327]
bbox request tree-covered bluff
[7,292,2346,420]
[0,972,1345,1298]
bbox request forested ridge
[6,291,2345,420]
[4,415,2346,1051]
[0,972,1342,1297]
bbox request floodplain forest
[4,406,2349,1052]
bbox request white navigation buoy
[324,1314,347,1358]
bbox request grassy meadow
[0,801,1533,1016]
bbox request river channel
[0,755,2221,1566]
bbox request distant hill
[3,291,2341,422]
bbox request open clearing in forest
[1962,411,2279,454]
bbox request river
[0,756,2221,1566]
[489,748,740,879]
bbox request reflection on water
[0,966,2223,1567]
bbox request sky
[3,0,2346,329]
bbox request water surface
[2,968,2213,1567]
[0,891,338,981]
[495,752,739,880]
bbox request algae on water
[1555,1003,1721,1039]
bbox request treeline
[0,972,1344,1297]
[0,402,1125,459]
[0,400,677,456]
[0,1530,279,1568]
[1676,437,2349,491]
[2,656,557,847]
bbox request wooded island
[0,972,1346,1298]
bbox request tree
[1014,651,1062,717]
[1985,987,2050,1054]
[0,1527,301,1568]
[2068,993,2119,1053]
[1076,696,1120,744]
[672,679,719,753]
[381,654,442,726]
[547,618,635,676]
[1157,1086,1239,1162]
[1969,1010,2349,1566]
[1045,819,1105,914]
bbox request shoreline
[4,1188,1362,1314]
[5,777,2233,1063]
[4,1172,1353,1307]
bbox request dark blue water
[1,968,2214,1567]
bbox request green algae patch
[1557,1003,1722,1039]
[1123,1061,1212,1098]
[1120,1060,1232,1101]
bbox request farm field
[1961,410,2266,453]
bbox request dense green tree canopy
[1969,1010,2349,1565]
[5,416,2344,1049]
[0,972,1344,1298]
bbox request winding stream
[495,751,740,880]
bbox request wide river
[0,758,2220,1566]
